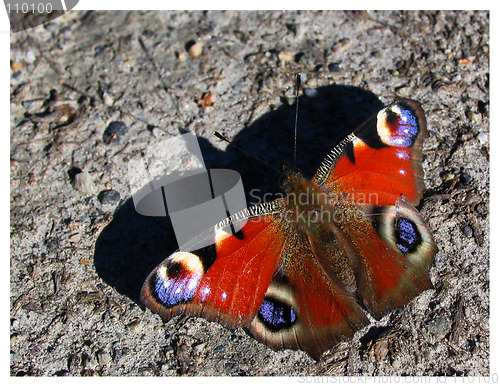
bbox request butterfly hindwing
[248,227,370,359]
[341,200,437,319]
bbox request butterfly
[141,99,437,359]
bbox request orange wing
[314,99,428,206]
[141,203,285,327]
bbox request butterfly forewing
[314,99,428,206]
[141,203,286,327]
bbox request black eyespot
[394,217,422,254]
[258,297,297,331]
[166,261,182,276]
[386,109,399,126]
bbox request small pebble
[102,92,114,106]
[176,344,191,362]
[224,362,238,374]
[188,41,203,57]
[460,172,472,184]
[25,50,36,63]
[333,37,350,53]
[284,96,296,106]
[94,45,107,56]
[278,51,293,62]
[328,62,341,72]
[57,104,76,124]
[103,121,127,145]
[82,354,95,369]
[98,189,120,205]
[213,345,226,354]
[97,350,112,367]
[112,347,126,362]
[44,23,58,32]
[73,171,96,195]
[21,100,34,111]
[462,226,473,238]
[427,316,451,340]
[373,339,389,359]
[469,111,482,124]
[45,237,59,253]
[391,357,402,371]
[127,319,143,333]
[477,132,488,145]
[304,88,318,98]
[396,85,413,98]
[11,61,22,71]
[442,172,456,183]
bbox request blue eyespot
[154,274,199,307]
[258,298,297,331]
[395,217,421,254]
[385,106,419,147]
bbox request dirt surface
[10,11,489,376]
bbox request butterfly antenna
[293,73,301,168]
[213,131,281,174]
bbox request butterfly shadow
[93,84,384,303]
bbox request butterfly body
[141,99,437,359]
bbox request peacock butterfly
[141,98,437,359]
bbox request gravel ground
[10,10,489,376]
